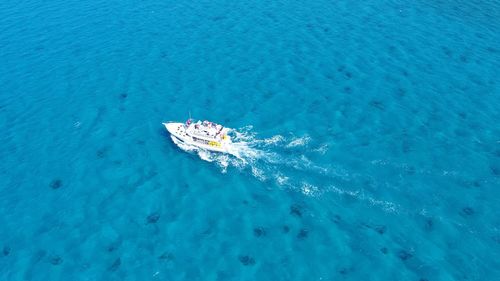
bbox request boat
[163,119,234,154]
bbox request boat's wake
[170,126,402,214]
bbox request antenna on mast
[185,111,192,127]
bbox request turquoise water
[1,0,499,280]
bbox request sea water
[0,0,499,280]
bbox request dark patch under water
[282,225,290,233]
[238,255,255,266]
[49,179,63,189]
[253,227,266,237]
[109,258,121,271]
[290,204,303,217]
[3,246,11,256]
[297,229,309,240]
[397,250,413,261]
[49,255,63,265]
[158,252,175,261]
[146,212,161,224]
[460,207,475,217]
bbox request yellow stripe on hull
[208,141,221,147]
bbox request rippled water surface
[1,0,499,280]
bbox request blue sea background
[1,0,499,280]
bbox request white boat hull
[163,122,233,154]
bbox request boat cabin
[185,119,225,141]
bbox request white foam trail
[198,150,214,162]
[329,185,360,197]
[300,182,321,197]
[171,131,268,174]
[244,134,286,147]
[313,143,329,154]
[226,141,265,161]
[367,197,399,213]
[275,173,289,186]
[231,126,255,142]
[263,135,285,145]
[286,135,311,148]
[170,127,335,179]
[251,166,266,181]
[169,126,400,214]
[326,185,400,213]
